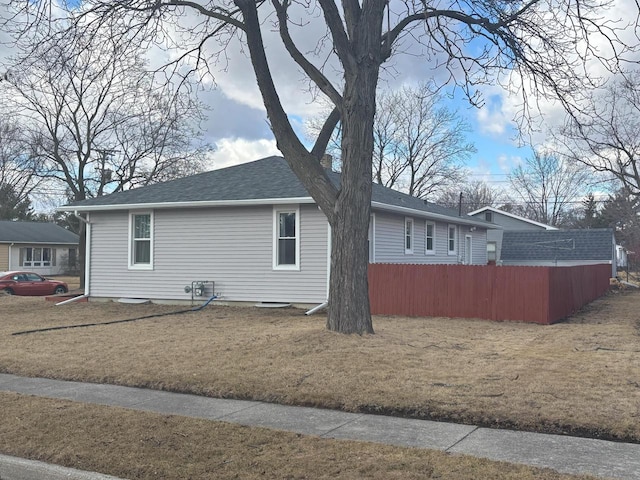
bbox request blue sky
[2,0,630,202]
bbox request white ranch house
[0,221,79,276]
[61,156,493,306]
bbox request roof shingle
[64,156,487,223]
[0,221,79,244]
[501,229,614,261]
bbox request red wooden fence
[368,263,612,324]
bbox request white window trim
[465,234,473,265]
[487,241,497,263]
[21,247,54,267]
[273,206,300,271]
[448,224,457,256]
[368,213,376,263]
[425,221,435,255]
[404,217,414,255]
[128,211,154,270]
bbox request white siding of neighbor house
[372,211,487,265]
[88,204,329,304]
[6,243,76,275]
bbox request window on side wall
[425,221,435,254]
[448,225,457,255]
[129,212,153,269]
[487,241,497,263]
[368,214,375,263]
[405,217,414,254]
[274,207,300,270]
[20,247,56,267]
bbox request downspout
[305,222,331,316]
[8,242,14,270]
[57,211,91,306]
[74,211,91,298]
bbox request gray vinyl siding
[372,211,487,265]
[473,211,548,230]
[88,204,328,304]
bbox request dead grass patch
[1,291,639,442]
[0,392,598,480]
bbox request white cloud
[476,107,508,136]
[207,137,281,170]
[497,154,523,173]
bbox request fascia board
[372,201,500,229]
[56,197,317,212]
[468,206,557,230]
[0,241,78,245]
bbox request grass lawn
[0,288,638,478]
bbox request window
[485,211,493,222]
[487,242,497,263]
[274,207,300,270]
[425,221,435,254]
[68,248,77,270]
[129,212,153,269]
[20,247,56,267]
[448,225,457,255]
[368,214,375,263]
[405,218,414,254]
[464,235,473,265]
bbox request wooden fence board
[368,263,611,324]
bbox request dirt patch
[0,392,599,480]
[1,290,639,443]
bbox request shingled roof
[0,221,79,245]
[63,156,491,226]
[501,229,614,262]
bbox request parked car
[0,271,68,296]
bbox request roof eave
[372,202,499,228]
[57,197,317,212]
[468,206,557,230]
[0,241,78,245]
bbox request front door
[464,235,472,265]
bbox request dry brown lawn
[1,288,639,445]
[0,392,599,480]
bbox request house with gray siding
[0,221,79,275]
[468,207,616,276]
[61,156,492,306]
[468,206,557,263]
[500,229,617,276]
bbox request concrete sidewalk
[0,373,638,480]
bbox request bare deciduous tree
[6,0,634,333]
[437,180,503,215]
[508,151,592,227]
[557,73,640,198]
[308,83,474,199]
[1,26,211,286]
[373,85,474,198]
[0,117,40,217]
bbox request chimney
[320,154,333,171]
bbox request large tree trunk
[326,65,378,334]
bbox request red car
[0,271,68,296]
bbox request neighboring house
[0,221,80,276]
[468,206,558,264]
[500,229,617,276]
[468,207,617,276]
[60,156,492,305]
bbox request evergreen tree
[0,183,33,220]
